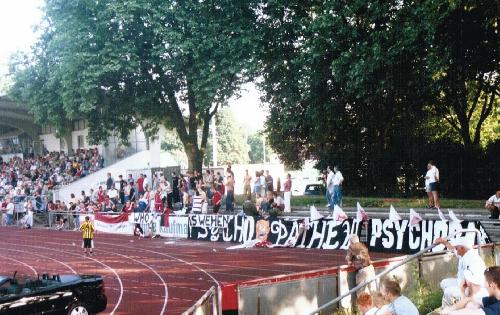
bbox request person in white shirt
[6,198,14,225]
[425,160,440,209]
[326,166,335,209]
[332,166,344,207]
[485,191,500,219]
[440,268,489,314]
[434,237,486,307]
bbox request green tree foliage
[257,0,498,197]
[204,108,250,166]
[247,132,272,164]
[9,0,259,170]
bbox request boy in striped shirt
[80,216,95,256]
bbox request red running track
[0,227,395,314]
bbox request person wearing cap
[434,236,487,307]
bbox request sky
[0,0,267,132]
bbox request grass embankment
[234,195,484,209]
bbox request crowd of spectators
[0,148,103,225]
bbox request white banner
[159,216,189,238]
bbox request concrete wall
[39,133,61,152]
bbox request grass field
[234,195,484,209]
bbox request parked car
[0,272,107,315]
[304,184,325,196]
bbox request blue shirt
[482,296,500,315]
[389,295,419,315]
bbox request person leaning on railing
[345,234,377,296]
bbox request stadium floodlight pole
[308,228,482,315]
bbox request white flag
[389,205,402,221]
[333,205,348,222]
[409,208,423,227]
[448,209,461,222]
[310,205,324,221]
[437,208,447,221]
[356,202,369,221]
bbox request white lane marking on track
[0,255,37,276]
[93,248,169,315]
[1,243,123,315]
[0,247,77,274]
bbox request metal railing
[182,286,218,315]
[308,228,483,315]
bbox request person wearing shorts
[425,160,440,209]
[80,216,94,256]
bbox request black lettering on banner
[367,219,491,254]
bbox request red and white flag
[356,202,369,221]
[333,205,348,222]
[389,205,402,221]
[437,208,447,221]
[409,208,423,227]
[310,205,324,221]
[448,209,461,222]
[94,212,131,235]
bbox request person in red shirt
[136,174,145,195]
[97,186,106,203]
[154,188,163,212]
[211,186,222,214]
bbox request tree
[204,108,250,166]
[247,132,272,164]
[257,0,498,197]
[10,0,259,171]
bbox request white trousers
[284,192,291,213]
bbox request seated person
[440,268,489,314]
[211,186,222,214]
[381,279,419,315]
[485,191,500,219]
[272,191,285,211]
[357,292,378,315]
[441,266,500,315]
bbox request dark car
[0,272,107,315]
[304,184,325,196]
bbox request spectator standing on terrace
[106,173,114,190]
[326,166,334,208]
[425,160,440,209]
[226,163,234,181]
[283,173,292,213]
[172,172,180,205]
[211,186,222,214]
[127,174,134,186]
[259,171,266,197]
[434,237,486,307]
[118,175,126,204]
[265,170,273,193]
[332,166,344,207]
[226,174,235,212]
[253,171,262,197]
[136,174,145,196]
[381,279,419,315]
[346,234,377,296]
[97,186,106,204]
[485,191,500,219]
[204,170,213,201]
[128,182,136,202]
[243,170,252,200]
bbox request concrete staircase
[288,206,500,241]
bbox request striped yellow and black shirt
[80,221,94,239]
